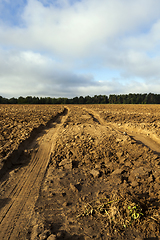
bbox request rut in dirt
[85,108,160,155]
[0,108,69,240]
[0,107,68,180]
[108,124,160,155]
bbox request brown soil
[0,104,160,240]
[0,104,65,166]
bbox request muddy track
[0,108,69,240]
[84,107,160,154]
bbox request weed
[77,195,144,230]
[128,204,143,223]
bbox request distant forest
[0,93,160,104]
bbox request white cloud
[1,48,160,98]
[105,49,160,80]
[121,19,160,54]
[0,0,160,97]
[0,49,97,97]
[1,0,160,58]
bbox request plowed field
[0,104,160,240]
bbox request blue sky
[0,0,160,98]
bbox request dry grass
[77,192,144,230]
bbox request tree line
[0,93,160,104]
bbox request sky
[0,0,160,98]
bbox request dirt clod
[90,169,100,178]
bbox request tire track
[0,108,69,240]
[84,107,160,154]
[0,108,69,204]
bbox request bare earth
[0,104,160,240]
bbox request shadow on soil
[0,108,68,182]
[0,198,11,211]
[88,112,100,124]
[144,238,159,240]
[52,230,84,240]
[130,136,160,156]
[41,221,85,240]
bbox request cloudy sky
[0,0,160,98]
